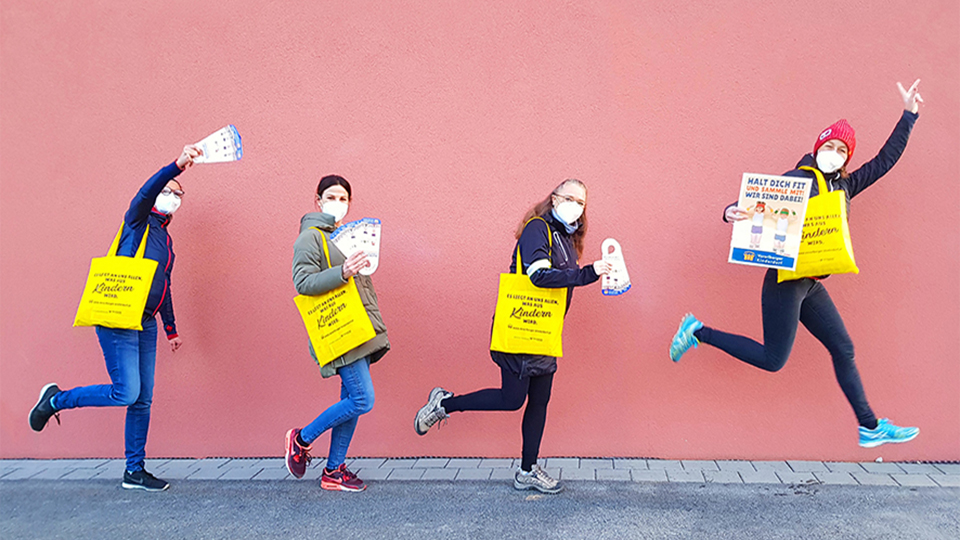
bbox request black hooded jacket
[492,210,600,378]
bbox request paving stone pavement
[1,458,957,487]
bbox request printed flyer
[331,218,381,275]
[728,173,812,270]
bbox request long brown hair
[515,179,588,258]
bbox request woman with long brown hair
[414,178,611,494]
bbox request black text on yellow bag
[294,228,377,367]
[74,223,158,330]
[778,166,859,282]
[490,217,567,357]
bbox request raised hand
[176,144,204,170]
[897,79,923,114]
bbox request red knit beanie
[813,119,856,162]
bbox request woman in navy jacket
[670,80,924,449]
[29,144,202,492]
[414,179,611,494]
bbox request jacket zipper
[554,232,569,265]
[151,233,173,317]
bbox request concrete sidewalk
[2,458,958,487]
[2,478,958,540]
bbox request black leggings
[442,367,554,471]
[694,269,877,429]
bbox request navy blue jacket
[510,212,600,312]
[492,211,600,378]
[724,110,918,221]
[116,161,183,338]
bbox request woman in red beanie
[670,80,924,448]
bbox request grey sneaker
[414,387,452,435]
[514,464,563,494]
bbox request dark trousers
[442,367,555,471]
[695,269,877,428]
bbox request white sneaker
[514,465,563,494]
[414,387,452,435]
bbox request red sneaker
[284,428,312,479]
[320,464,366,492]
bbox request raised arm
[124,145,201,228]
[844,80,922,198]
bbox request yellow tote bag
[74,223,158,330]
[490,217,567,357]
[778,166,859,282]
[294,228,376,367]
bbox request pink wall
[1,1,957,462]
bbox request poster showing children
[728,173,812,270]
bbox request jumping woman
[670,80,924,448]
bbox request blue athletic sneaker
[858,418,919,448]
[670,313,703,363]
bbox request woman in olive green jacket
[284,175,389,492]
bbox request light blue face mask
[551,207,579,234]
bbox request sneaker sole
[859,431,919,448]
[513,479,564,494]
[284,429,307,479]
[414,402,434,436]
[414,388,450,436]
[670,316,701,363]
[320,480,367,492]
[121,482,169,492]
[29,383,58,432]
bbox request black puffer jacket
[724,110,918,221]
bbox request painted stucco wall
[2,1,958,461]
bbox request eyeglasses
[553,193,585,207]
[161,187,185,198]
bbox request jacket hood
[300,211,336,233]
[796,153,815,168]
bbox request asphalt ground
[1,479,957,539]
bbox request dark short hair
[316,175,352,199]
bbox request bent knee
[504,395,526,411]
[763,357,789,373]
[832,342,856,363]
[352,392,375,415]
[111,388,140,407]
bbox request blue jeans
[52,318,158,472]
[300,358,375,470]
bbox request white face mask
[816,150,846,174]
[154,193,181,215]
[321,200,349,222]
[554,200,584,224]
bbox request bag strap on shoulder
[799,166,828,196]
[310,226,333,268]
[515,216,553,275]
[107,222,151,259]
